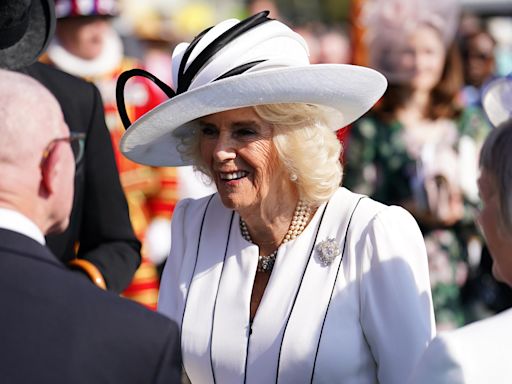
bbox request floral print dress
[343,107,491,329]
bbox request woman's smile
[219,170,249,181]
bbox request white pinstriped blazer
[159,188,435,384]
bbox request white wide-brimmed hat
[118,11,387,167]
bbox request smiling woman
[117,11,435,384]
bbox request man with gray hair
[0,69,181,383]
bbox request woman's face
[198,107,288,212]
[398,25,446,92]
[477,168,512,286]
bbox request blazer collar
[0,228,59,265]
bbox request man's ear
[40,144,61,195]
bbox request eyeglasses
[41,132,86,167]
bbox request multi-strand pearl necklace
[240,200,311,273]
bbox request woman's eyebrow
[198,121,216,129]
[198,120,259,127]
[231,121,260,129]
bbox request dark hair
[374,42,463,122]
[459,28,497,57]
[479,119,512,233]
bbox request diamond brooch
[316,238,341,266]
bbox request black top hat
[0,0,55,70]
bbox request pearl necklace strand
[240,200,311,273]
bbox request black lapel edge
[180,194,215,367]
[274,201,330,384]
[209,210,235,384]
[309,196,366,383]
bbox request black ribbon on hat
[0,3,32,49]
[116,11,271,130]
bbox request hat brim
[120,64,387,166]
[0,0,55,70]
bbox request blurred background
[51,0,511,330]
[114,0,512,74]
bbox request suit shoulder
[26,62,97,98]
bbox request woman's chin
[218,193,246,211]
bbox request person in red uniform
[45,0,178,309]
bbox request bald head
[0,69,74,234]
[0,70,64,166]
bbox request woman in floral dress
[344,0,491,329]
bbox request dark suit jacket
[0,228,181,383]
[19,62,141,292]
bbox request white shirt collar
[0,207,45,245]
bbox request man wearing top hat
[0,0,142,293]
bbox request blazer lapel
[181,194,238,384]
[276,189,364,383]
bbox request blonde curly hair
[177,103,343,206]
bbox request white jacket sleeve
[360,206,436,384]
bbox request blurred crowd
[41,0,512,331]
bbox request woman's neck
[397,89,431,124]
[240,187,299,256]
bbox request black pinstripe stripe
[180,195,215,366]
[309,196,365,383]
[243,317,251,384]
[274,202,330,383]
[210,211,235,384]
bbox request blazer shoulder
[339,187,420,237]
[25,62,98,103]
[174,192,219,224]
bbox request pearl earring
[290,173,298,182]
